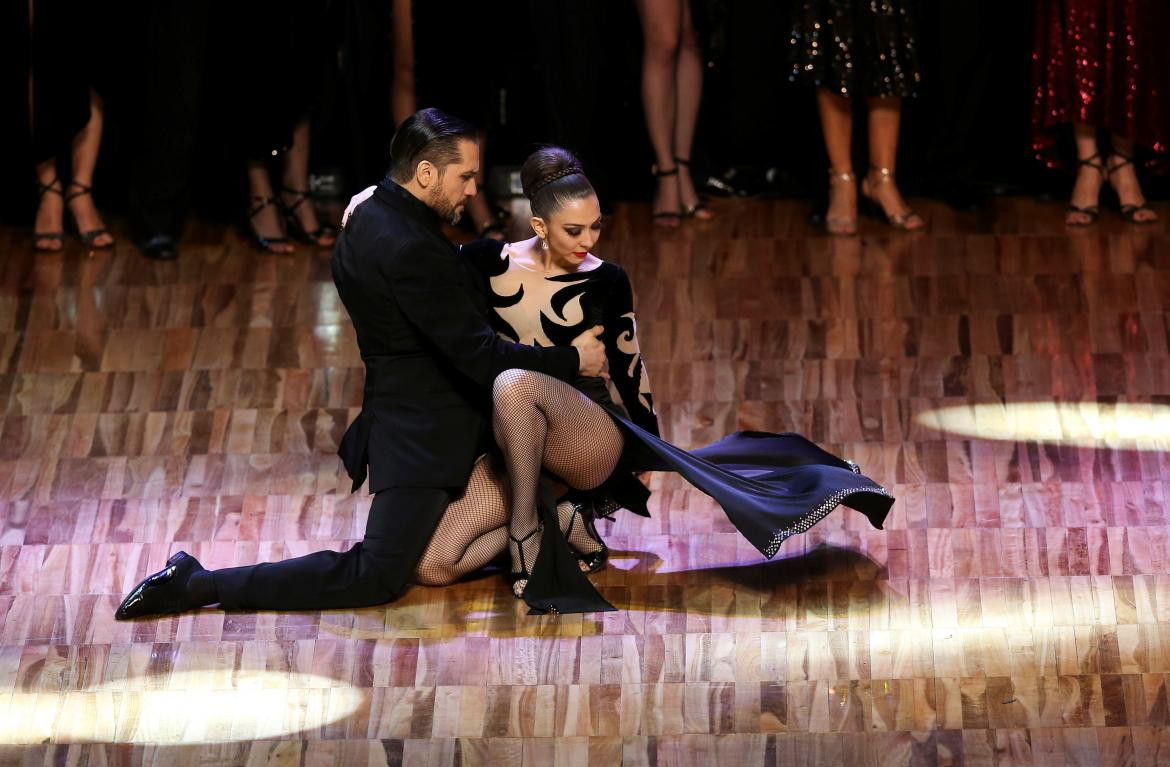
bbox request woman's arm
[603,265,660,437]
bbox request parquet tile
[0,198,1169,763]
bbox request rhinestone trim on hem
[763,485,895,558]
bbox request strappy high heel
[825,169,858,236]
[34,177,65,252]
[674,156,714,220]
[861,167,925,231]
[1105,153,1158,224]
[64,181,114,249]
[279,185,337,245]
[248,195,293,253]
[507,525,542,599]
[650,165,682,228]
[559,500,609,574]
[1065,153,1105,226]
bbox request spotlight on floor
[915,401,1170,449]
[0,672,364,744]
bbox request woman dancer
[415,147,894,613]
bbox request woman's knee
[414,567,455,587]
[492,368,542,409]
[643,30,680,66]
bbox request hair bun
[520,146,595,218]
[530,165,583,196]
[520,146,583,198]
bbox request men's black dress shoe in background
[115,551,203,620]
[137,233,178,261]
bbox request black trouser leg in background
[127,0,210,240]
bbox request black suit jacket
[333,179,579,493]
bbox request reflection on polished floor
[1,197,1170,764]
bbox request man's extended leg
[115,486,450,618]
[211,487,450,610]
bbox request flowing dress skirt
[522,408,894,615]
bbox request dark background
[1,0,1165,229]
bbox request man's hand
[572,326,607,377]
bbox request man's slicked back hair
[387,108,478,184]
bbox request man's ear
[415,160,435,188]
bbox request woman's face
[537,194,603,266]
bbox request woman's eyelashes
[563,223,603,237]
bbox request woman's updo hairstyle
[520,147,595,220]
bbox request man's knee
[355,546,412,603]
[360,485,450,602]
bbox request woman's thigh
[537,383,625,492]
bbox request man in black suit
[115,109,607,618]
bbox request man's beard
[427,187,463,226]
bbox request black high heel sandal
[1105,153,1157,224]
[248,195,293,253]
[561,500,609,574]
[674,157,714,220]
[1065,153,1105,226]
[279,186,337,245]
[651,165,682,227]
[64,181,114,249]
[34,177,65,252]
[507,525,542,599]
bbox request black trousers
[127,0,210,239]
[212,486,450,611]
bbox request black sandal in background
[248,195,293,253]
[64,181,114,249]
[674,156,714,220]
[651,165,682,228]
[34,177,66,252]
[1065,153,1105,226]
[279,186,337,245]
[1106,153,1158,224]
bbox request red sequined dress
[1032,0,1170,170]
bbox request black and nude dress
[464,239,895,613]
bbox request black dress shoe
[115,551,203,620]
[138,233,178,261]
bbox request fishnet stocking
[415,454,509,586]
[492,369,624,595]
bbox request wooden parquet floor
[1,197,1170,765]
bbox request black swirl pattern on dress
[459,239,658,435]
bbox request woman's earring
[541,239,549,251]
